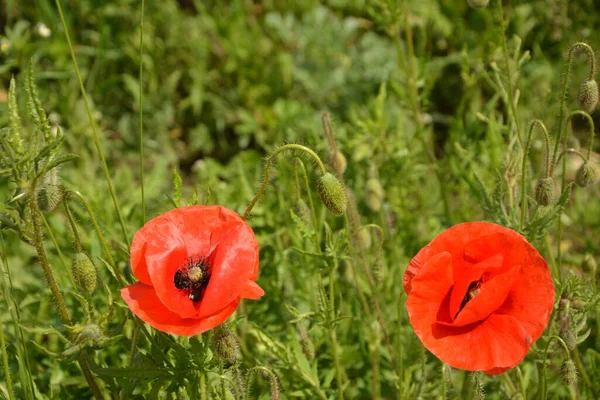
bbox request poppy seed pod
[561,360,578,386]
[577,79,599,113]
[534,177,556,206]
[316,173,347,215]
[72,253,97,295]
[575,162,598,187]
[36,184,63,212]
[366,178,384,211]
[468,0,489,9]
[211,324,240,363]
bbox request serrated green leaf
[95,367,172,380]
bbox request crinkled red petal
[121,283,239,336]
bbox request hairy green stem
[296,158,318,231]
[139,0,146,224]
[0,316,15,400]
[398,2,453,222]
[54,0,130,246]
[64,200,82,253]
[66,190,126,287]
[242,144,326,220]
[328,270,345,400]
[494,0,523,146]
[41,212,73,284]
[540,335,571,399]
[520,120,550,229]
[30,199,103,399]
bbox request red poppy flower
[121,205,264,336]
[404,222,555,374]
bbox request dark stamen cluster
[173,256,211,303]
[455,280,483,319]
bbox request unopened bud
[211,324,240,364]
[258,368,281,400]
[561,359,578,386]
[316,173,347,215]
[577,79,599,113]
[366,178,384,211]
[582,254,597,272]
[534,177,555,206]
[468,0,489,9]
[562,330,577,351]
[36,184,63,212]
[299,326,315,360]
[295,199,312,227]
[575,162,598,187]
[72,253,97,294]
[80,324,102,343]
[358,229,372,249]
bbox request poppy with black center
[403,222,554,374]
[121,205,264,336]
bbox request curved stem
[242,144,326,220]
[540,336,571,399]
[66,190,126,287]
[64,199,82,253]
[296,158,318,231]
[551,42,597,169]
[54,0,130,246]
[494,0,523,146]
[520,120,551,229]
[556,110,595,278]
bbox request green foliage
[1,0,600,399]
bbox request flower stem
[0,316,15,400]
[242,144,326,220]
[30,198,104,399]
[54,0,130,246]
[540,335,571,399]
[64,199,82,253]
[493,0,523,146]
[520,120,550,229]
[328,270,344,400]
[138,0,146,224]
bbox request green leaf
[173,167,182,208]
[95,367,172,380]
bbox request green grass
[1,0,600,398]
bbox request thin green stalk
[66,190,126,287]
[556,110,595,279]
[441,364,447,400]
[493,0,523,146]
[139,0,146,223]
[64,200,82,253]
[540,336,570,399]
[520,120,551,229]
[119,322,141,400]
[397,2,453,222]
[29,199,104,399]
[573,348,592,389]
[200,371,208,400]
[41,212,73,284]
[242,144,326,220]
[328,271,344,400]
[461,372,474,400]
[54,0,130,246]
[0,316,15,400]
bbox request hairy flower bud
[468,0,489,9]
[299,326,315,360]
[562,330,577,351]
[295,199,312,227]
[72,252,97,294]
[561,359,578,386]
[577,79,599,113]
[366,178,384,211]
[36,184,63,212]
[316,173,347,215]
[211,324,240,363]
[575,162,598,187]
[534,177,555,206]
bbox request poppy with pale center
[121,205,264,336]
[404,222,555,374]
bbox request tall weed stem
[520,120,550,229]
[54,0,130,246]
[540,335,570,399]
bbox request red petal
[196,222,259,318]
[121,283,239,336]
[404,222,504,294]
[406,251,454,324]
[239,280,264,300]
[426,314,532,372]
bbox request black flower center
[455,280,482,319]
[173,256,211,303]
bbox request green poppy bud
[36,184,63,212]
[577,79,599,113]
[72,253,97,295]
[211,324,240,364]
[334,151,347,174]
[468,0,489,9]
[366,178,384,211]
[316,173,347,215]
[575,162,598,187]
[562,330,577,351]
[534,177,555,206]
[295,199,312,227]
[561,359,578,386]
